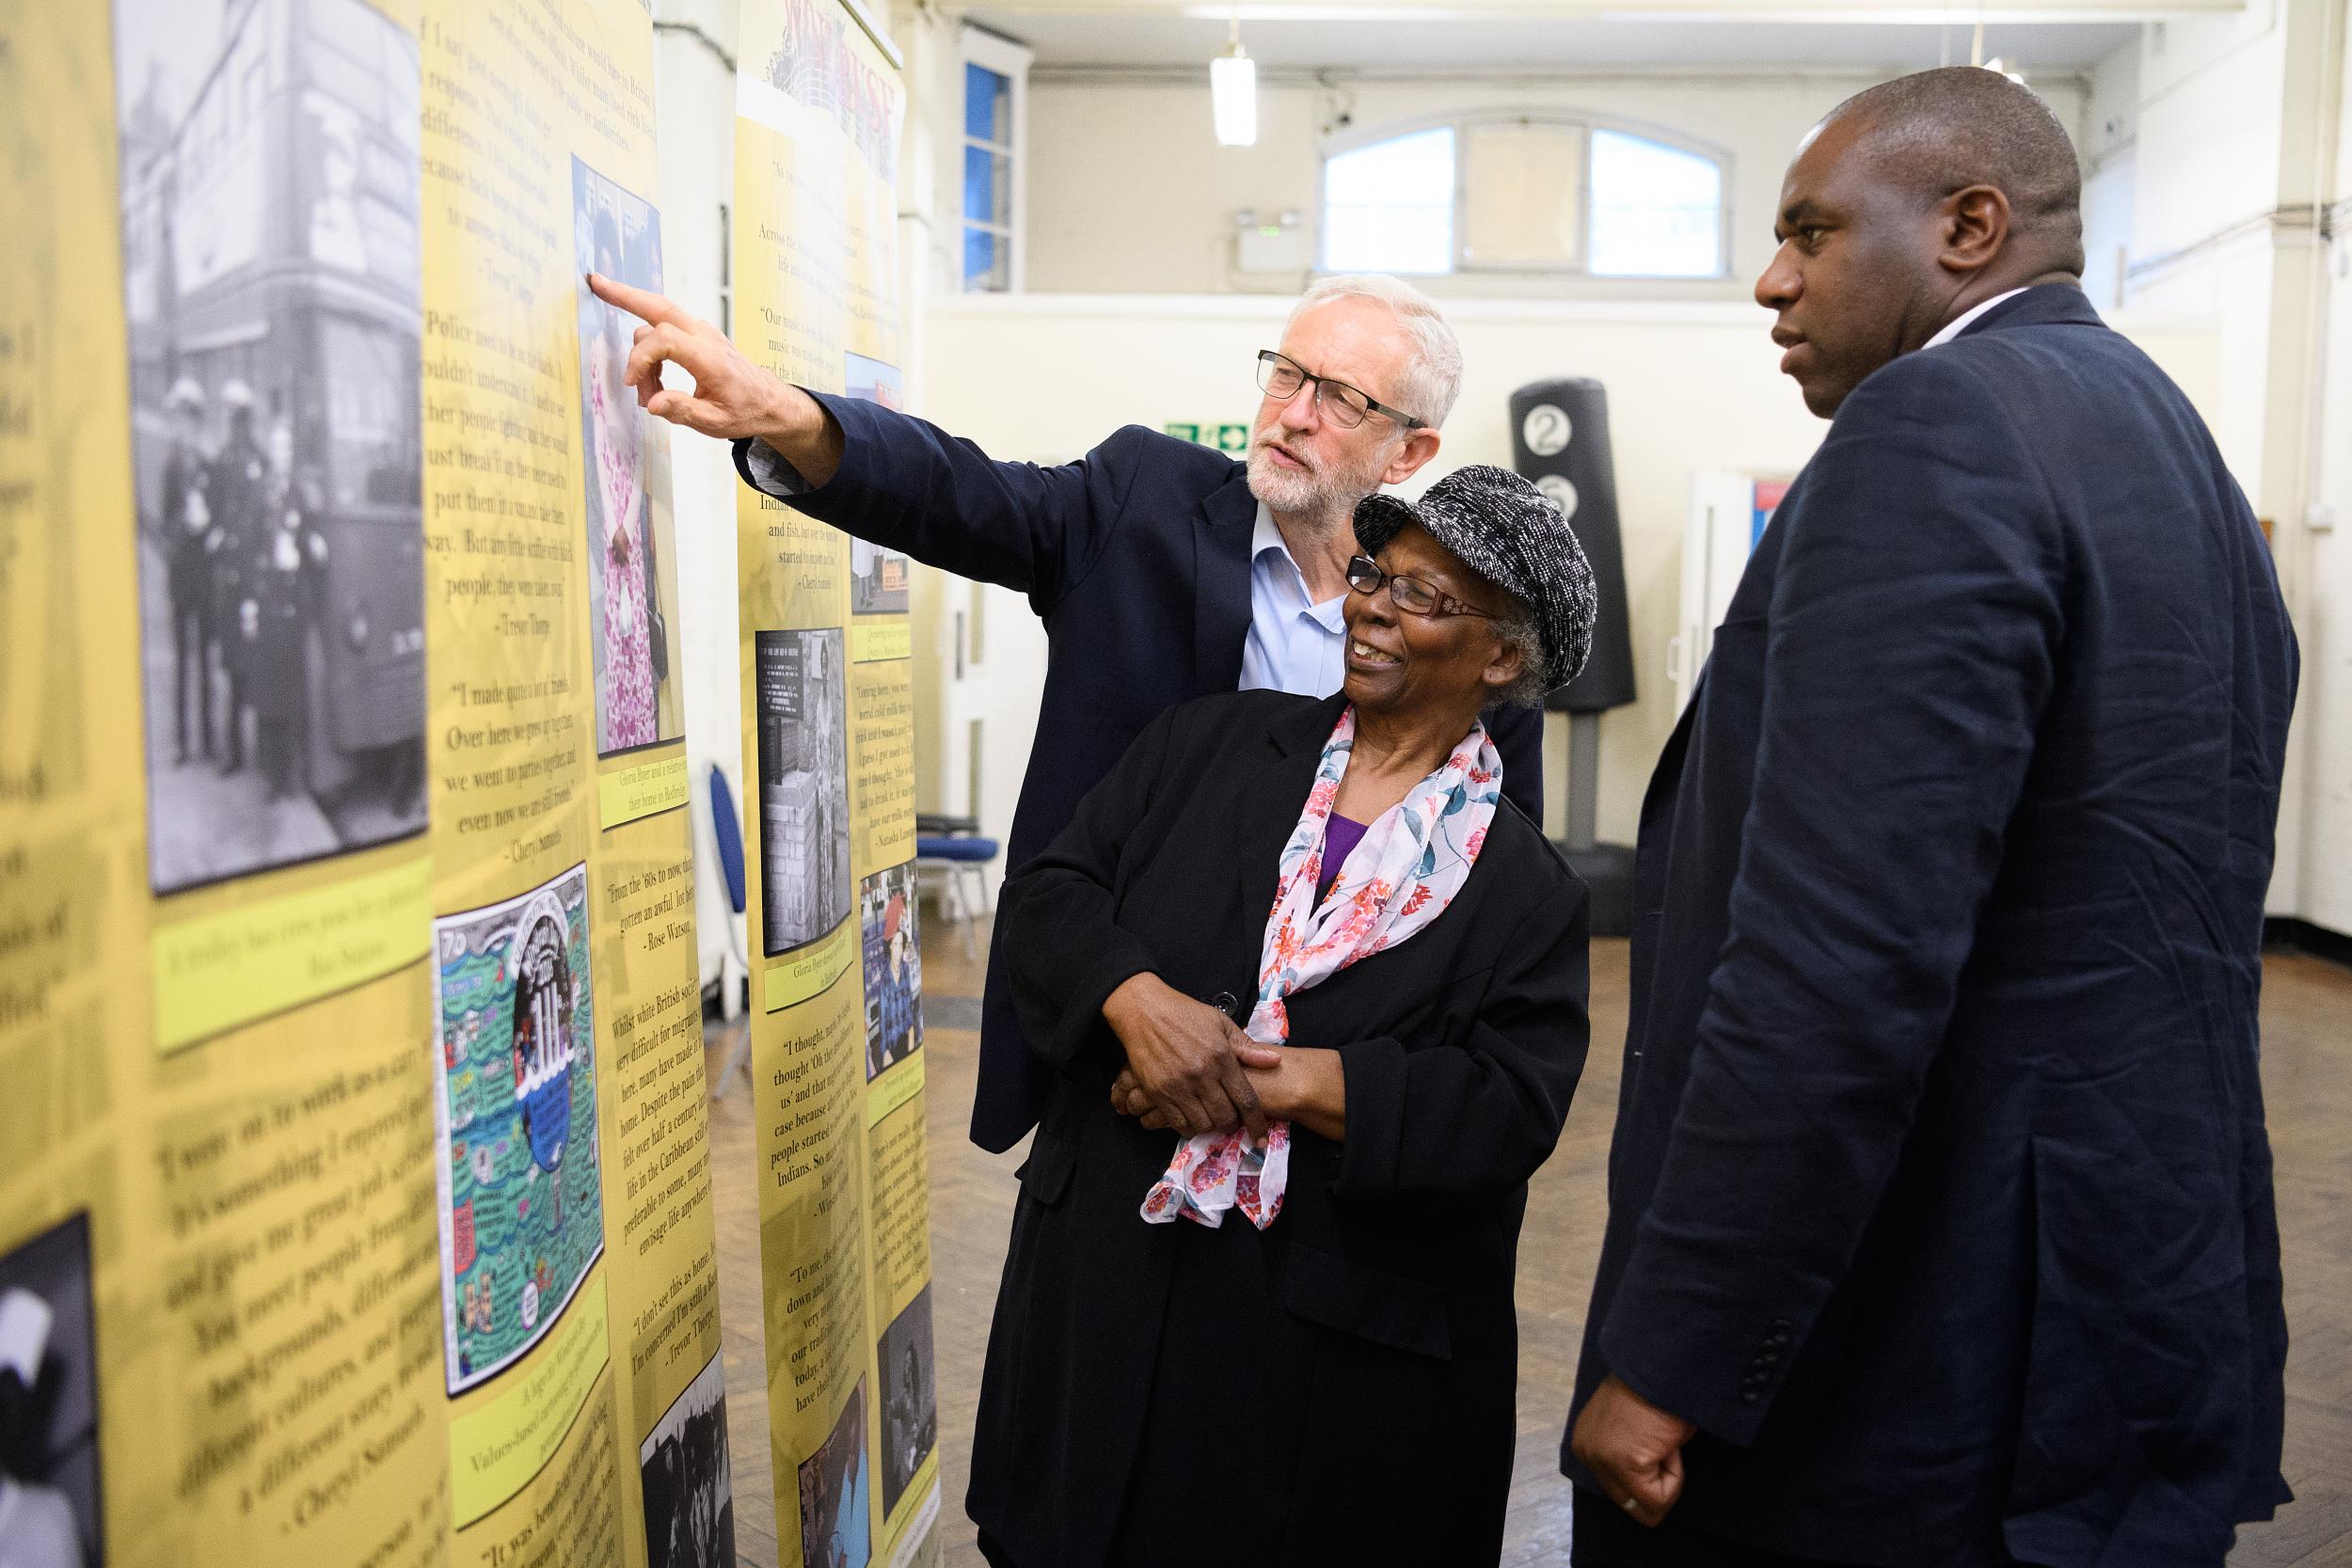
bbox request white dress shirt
[1926,288,2029,350]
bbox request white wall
[2282,4,2352,932]
[2080,40,2141,310]
[2119,0,2346,927]
[1021,70,2090,299]
[653,0,748,992]
[913,292,2222,854]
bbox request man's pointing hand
[584,273,843,483]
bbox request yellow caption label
[597,751,691,831]
[850,618,912,663]
[866,1048,925,1128]
[151,855,433,1053]
[448,1273,612,1529]
[762,918,855,1013]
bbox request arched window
[1319,113,1728,280]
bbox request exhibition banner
[731,5,941,1565]
[416,4,726,1568]
[1,3,450,1566]
[3,3,733,1566]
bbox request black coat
[970,689,1589,1568]
[1565,287,2297,1567]
[735,405,1547,1150]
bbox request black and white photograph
[755,629,850,957]
[875,1286,936,1518]
[0,1212,103,1568]
[114,0,428,895]
[637,1351,734,1568]
[794,1381,870,1568]
[859,862,921,1081]
[842,353,908,616]
[574,156,684,757]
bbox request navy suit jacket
[734,398,1545,1150]
[1565,287,2296,1566]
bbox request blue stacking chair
[914,813,999,959]
[706,764,753,1099]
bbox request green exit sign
[1165,420,1251,453]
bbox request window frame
[959,24,1032,293]
[1316,108,1734,282]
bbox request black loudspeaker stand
[1511,378,1639,936]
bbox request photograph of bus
[114,0,427,895]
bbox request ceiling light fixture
[1211,18,1257,147]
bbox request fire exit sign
[1164,420,1250,453]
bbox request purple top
[1316,814,1370,902]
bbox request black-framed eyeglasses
[1345,555,1496,621]
[1256,350,1427,432]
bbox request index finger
[586,272,691,328]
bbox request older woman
[967,466,1598,1567]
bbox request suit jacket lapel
[1194,467,1257,695]
[1228,694,1347,927]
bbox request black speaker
[1509,379,1635,715]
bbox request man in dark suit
[1566,68,2296,1568]
[587,270,1545,1152]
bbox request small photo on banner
[843,353,908,616]
[796,1381,872,1568]
[860,861,921,1081]
[0,1212,104,1568]
[876,1285,937,1517]
[574,155,685,758]
[638,1350,735,1568]
[111,0,428,895]
[755,630,851,957]
[431,865,606,1394]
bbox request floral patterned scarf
[1140,705,1502,1228]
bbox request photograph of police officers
[116,0,428,894]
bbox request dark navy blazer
[1564,287,2296,1567]
[734,401,1545,1150]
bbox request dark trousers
[168,588,212,758]
[1571,1490,2035,1568]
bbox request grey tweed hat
[1353,464,1597,691]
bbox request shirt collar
[1927,288,2029,349]
[1250,501,1287,562]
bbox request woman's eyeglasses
[1345,555,1496,621]
[1256,351,1427,432]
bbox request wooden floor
[704,929,2352,1568]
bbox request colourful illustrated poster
[433,865,607,1393]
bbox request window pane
[964,144,1010,227]
[1463,123,1582,265]
[965,62,1009,145]
[1322,127,1454,275]
[963,226,1007,292]
[1588,128,1723,277]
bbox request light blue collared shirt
[1238,503,1349,697]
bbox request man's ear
[1942,183,2011,277]
[1383,425,1442,486]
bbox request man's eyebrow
[1776,198,1824,234]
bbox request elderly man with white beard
[588,270,1543,1154]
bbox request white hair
[1285,274,1465,431]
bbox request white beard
[1247,440,1381,519]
